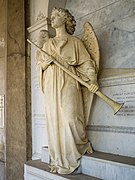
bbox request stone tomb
[88,72,135,158]
[24,71,135,180]
[27,20,135,180]
[24,146,135,180]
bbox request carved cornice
[87,125,135,134]
[27,17,50,34]
[98,71,135,87]
[36,11,46,22]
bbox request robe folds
[37,34,96,174]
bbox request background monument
[0,0,134,179]
[28,0,135,160]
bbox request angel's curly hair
[52,7,76,35]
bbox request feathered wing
[82,22,100,71]
[81,22,100,125]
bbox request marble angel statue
[36,7,100,174]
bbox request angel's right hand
[42,54,54,65]
[41,57,53,70]
[46,56,54,65]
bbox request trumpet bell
[113,102,124,115]
[95,91,124,115]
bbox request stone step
[24,160,101,180]
[42,147,135,180]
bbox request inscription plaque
[113,91,135,116]
[0,95,4,128]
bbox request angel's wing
[81,22,100,125]
[82,22,100,72]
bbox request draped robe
[36,34,96,174]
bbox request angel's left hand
[88,76,99,93]
[88,83,99,93]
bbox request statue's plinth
[24,160,98,180]
[24,147,135,179]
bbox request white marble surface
[29,0,135,165]
[66,0,135,68]
[81,155,135,180]
[31,40,48,159]
[66,0,118,20]
[87,82,135,158]
[74,0,135,35]
[24,161,100,180]
[66,0,135,158]
[30,0,49,25]
[41,147,135,180]
[0,161,5,180]
[41,146,50,164]
[24,165,69,180]
[28,11,50,160]
[30,0,67,25]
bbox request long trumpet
[27,39,124,114]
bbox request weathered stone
[6,0,27,179]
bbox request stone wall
[6,0,27,179]
[0,0,30,179]
[0,0,6,179]
[66,0,135,69]
[65,0,135,157]
[0,0,6,94]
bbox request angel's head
[51,7,76,35]
[37,30,49,48]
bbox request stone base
[41,147,135,180]
[24,160,100,180]
[81,152,135,180]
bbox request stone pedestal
[24,160,100,180]
[24,147,135,180]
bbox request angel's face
[51,10,65,28]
